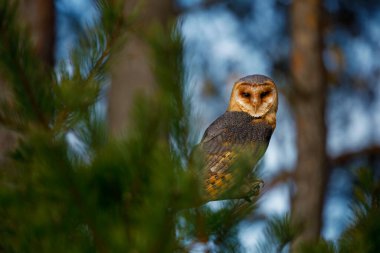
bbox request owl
[197,74,278,202]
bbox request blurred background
[1,0,380,251]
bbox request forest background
[0,0,380,252]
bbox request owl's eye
[241,92,251,98]
[260,91,270,99]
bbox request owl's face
[228,75,278,124]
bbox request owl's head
[228,74,278,127]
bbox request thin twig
[329,145,380,167]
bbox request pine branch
[56,154,109,253]
[85,9,124,84]
[0,0,50,128]
[12,54,49,128]
[52,2,126,134]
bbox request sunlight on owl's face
[229,81,278,118]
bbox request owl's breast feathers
[199,111,274,199]
[201,111,273,146]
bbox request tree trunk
[0,0,55,165]
[18,0,56,66]
[107,0,174,136]
[290,0,328,249]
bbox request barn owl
[198,74,278,201]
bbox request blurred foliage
[337,168,380,253]
[258,167,380,253]
[257,214,297,253]
[0,0,258,252]
[1,0,379,252]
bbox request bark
[0,0,55,165]
[18,0,56,66]
[290,0,328,249]
[107,0,175,136]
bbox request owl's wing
[201,126,268,175]
[199,112,273,199]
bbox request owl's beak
[252,105,257,113]
[251,97,261,112]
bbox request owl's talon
[251,179,264,194]
[242,179,264,202]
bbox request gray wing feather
[200,111,273,174]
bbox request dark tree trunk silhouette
[290,0,328,249]
[107,0,175,136]
[18,0,56,66]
